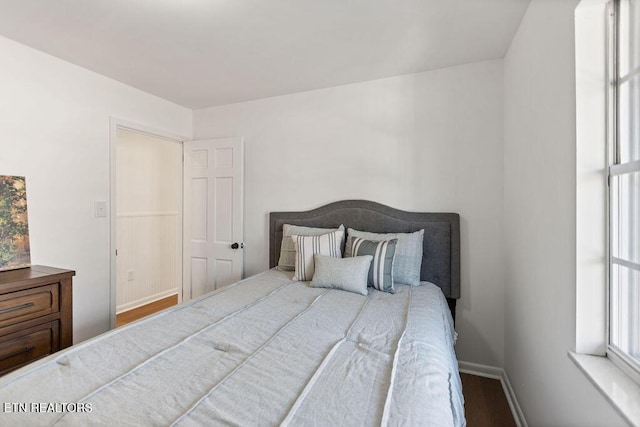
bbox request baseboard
[116,288,178,314]
[458,360,528,427]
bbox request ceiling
[0,0,530,109]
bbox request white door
[183,137,244,300]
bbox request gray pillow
[344,228,424,286]
[277,224,345,271]
[309,254,372,296]
[346,237,397,293]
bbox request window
[608,0,640,378]
[573,1,640,422]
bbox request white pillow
[291,229,344,281]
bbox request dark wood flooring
[461,373,516,426]
[116,294,178,327]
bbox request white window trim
[574,1,640,425]
[575,0,608,357]
[569,352,640,425]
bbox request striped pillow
[347,237,398,293]
[277,224,345,271]
[344,228,424,286]
[291,230,344,281]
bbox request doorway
[114,128,182,326]
[109,120,245,329]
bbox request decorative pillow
[346,237,397,293]
[344,228,424,286]
[309,254,372,296]
[291,229,344,281]
[277,224,345,271]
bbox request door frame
[108,117,189,329]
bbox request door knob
[231,242,244,249]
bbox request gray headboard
[269,200,460,306]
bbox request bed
[0,200,464,426]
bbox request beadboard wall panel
[116,212,180,313]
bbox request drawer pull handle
[0,302,35,315]
[0,345,35,361]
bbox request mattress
[0,269,465,426]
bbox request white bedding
[0,269,465,426]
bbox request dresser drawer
[0,321,59,375]
[0,266,74,376]
[0,284,59,329]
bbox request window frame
[573,2,640,423]
[606,0,640,384]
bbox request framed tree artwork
[0,176,31,271]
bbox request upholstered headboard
[269,200,460,316]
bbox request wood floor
[116,294,178,327]
[461,373,516,426]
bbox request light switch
[95,201,107,218]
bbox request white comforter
[0,270,465,426]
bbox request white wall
[116,129,181,214]
[503,0,626,425]
[0,36,191,343]
[194,60,506,367]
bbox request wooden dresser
[0,265,75,375]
